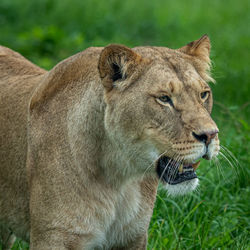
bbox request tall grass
[0,0,249,249]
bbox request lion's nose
[192,130,218,146]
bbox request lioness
[0,35,219,249]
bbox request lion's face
[98,36,220,195]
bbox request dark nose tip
[192,130,218,146]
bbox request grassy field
[0,0,249,249]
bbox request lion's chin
[156,156,200,196]
[164,178,199,196]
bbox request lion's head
[98,35,220,196]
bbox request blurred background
[0,0,249,249]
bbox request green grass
[0,0,249,249]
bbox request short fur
[0,35,219,249]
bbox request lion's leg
[30,228,87,250]
[30,230,67,250]
[5,234,16,250]
[112,234,147,250]
[127,234,147,250]
[0,226,16,250]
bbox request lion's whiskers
[141,148,171,180]
[168,154,183,184]
[220,145,241,173]
[210,144,240,184]
[213,156,226,181]
[218,148,239,176]
[158,156,173,182]
[159,153,180,182]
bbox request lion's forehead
[142,61,205,95]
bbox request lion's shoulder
[29,47,103,109]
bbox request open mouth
[156,156,200,185]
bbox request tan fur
[0,35,219,249]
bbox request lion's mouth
[156,156,200,185]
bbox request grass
[0,0,249,249]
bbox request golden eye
[157,95,174,106]
[201,91,209,100]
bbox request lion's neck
[67,82,154,189]
[100,135,154,187]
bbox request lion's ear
[178,35,211,63]
[178,35,215,83]
[98,44,142,91]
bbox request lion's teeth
[179,164,183,173]
[192,161,200,170]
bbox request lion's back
[0,46,46,239]
[0,46,46,175]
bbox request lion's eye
[201,91,209,100]
[157,95,174,106]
